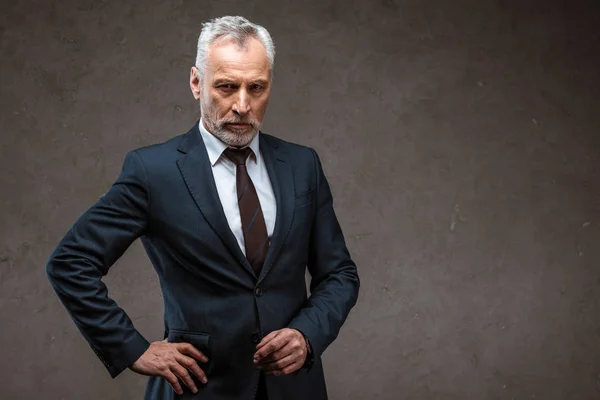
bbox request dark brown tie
[224,147,269,276]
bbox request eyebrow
[213,78,269,86]
[251,79,269,86]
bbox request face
[190,36,272,148]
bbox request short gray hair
[195,16,276,80]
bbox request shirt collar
[198,119,261,167]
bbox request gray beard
[207,120,258,148]
[200,108,260,148]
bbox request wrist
[302,334,314,366]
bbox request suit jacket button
[255,287,263,297]
[251,333,260,343]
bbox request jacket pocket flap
[168,330,210,348]
[167,330,212,375]
[294,188,315,208]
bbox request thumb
[256,329,282,350]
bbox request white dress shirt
[198,119,277,256]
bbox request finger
[259,353,295,372]
[256,341,295,364]
[174,342,209,363]
[256,330,305,362]
[265,359,302,376]
[163,370,184,395]
[176,354,208,384]
[254,334,290,361]
[170,363,198,394]
[256,330,282,350]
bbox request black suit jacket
[46,123,360,400]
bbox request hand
[130,339,209,395]
[253,328,308,376]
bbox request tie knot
[224,147,252,166]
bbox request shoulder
[260,132,319,163]
[123,124,196,173]
[112,127,193,183]
[131,133,185,161]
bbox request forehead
[207,37,271,81]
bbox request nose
[232,88,250,116]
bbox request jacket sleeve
[46,150,151,378]
[287,148,360,363]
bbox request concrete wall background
[1,0,599,398]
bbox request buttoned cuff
[302,334,315,369]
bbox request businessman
[47,15,359,400]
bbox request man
[46,15,359,400]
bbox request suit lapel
[259,134,295,283]
[176,124,255,278]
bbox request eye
[250,84,264,92]
[218,84,237,92]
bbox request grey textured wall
[1,0,599,399]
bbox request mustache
[220,117,259,127]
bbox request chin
[222,129,256,148]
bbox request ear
[190,66,201,100]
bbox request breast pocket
[167,329,213,377]
[294,188,315,208]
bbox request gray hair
[195,16,276,80]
